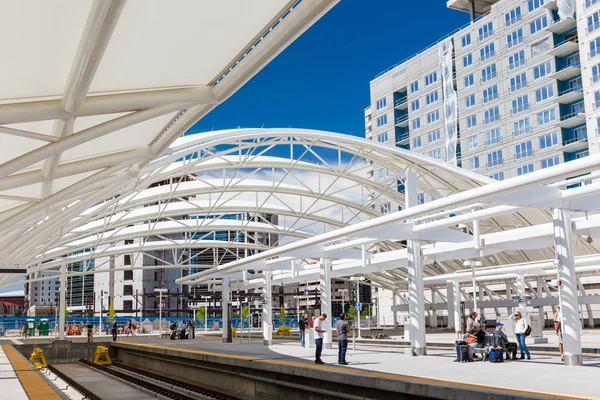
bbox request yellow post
[92,346,112,365]
[29,347,47,368]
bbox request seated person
[466,323,486,360]
[493,322,518,360]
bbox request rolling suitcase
[455,344,470,362]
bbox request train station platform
[111,337,600,400]
[1,344,64,400]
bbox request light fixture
[587,235,594,244]
[432,261,440,270]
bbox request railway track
[78,359,241,400]
[46,363,102,400]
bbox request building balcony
[563,136,589,152]
[396,132,410,145]
[558,111,586,128]
[549,62,581,81]
[395,97,408,110]
[548,38,579,57]
[447,0,499,15]
[557,85,583,104]
[544,0,558,10]
[395,115,409,128]
[546,17,577,34]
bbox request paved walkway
[122,336,600,399]
[0,345,28,400]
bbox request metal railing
[485,137,502,147]
[587,0,600,8]
[513,126,532,136]
[559,85,583,97]
[396,132,410,143]
[481,71,497,83]
[563,136,588,146]
[483,92,499,103]
[511,103,530,115]
[395,97,407,107]
[486,159,504,169]
[515,150,534,160]
[507,36,525,49]
[395,115,408,124]
[561,111,584,121]
[484,115,500,125]
[508,59,526,70]
[479,30,494,42]
[510,82,527,92]
[505,15,522,28]
[588,21,600,34]
[480,50,496,62]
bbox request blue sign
[355,302,361,311]
[303,290,309,296]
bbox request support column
[537,278,545,325]
[469,0,476,22]
[506,280,514,316]
[320,258,332,349]
[431,289,437,329]
[517,274,527,317]
[577,278,595,328]
[452,280,461,336]
[392,291,398,327]
[553,208,583,366]
[407,240,426,355]
[222,277,231,343]
[446,282,455,330]
[262,271,273,345]
[58,263,67,340]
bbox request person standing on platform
[554,305,564,362]
[511,311,531,360]
[298,314,308,347]
[180,320,187,339]
[314,313,327,364]
[336,313,350,365]
[86,322,94,343]
[189,318,195,339]
[111,321,118,341]
[466,312,477,332]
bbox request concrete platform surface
[0,346,28,400]
[118,337,600,399]
[52,363,153,399]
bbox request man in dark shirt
[493,322,517,359]
[298,314,308,347]
[335,313,350,365]
[467,324,486,361]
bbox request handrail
[559,85,583,96]
[563,137,588,146]
[561,111,585,121]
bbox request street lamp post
[154,289,168,337]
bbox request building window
[426,110,440,124]
[376,115,388,127]
[481,63,497,82]
[410,81,419,93]
[377,131,388,143]
[506,28,524,49]
[425,91,439,105]
[537,108,556,125]
[478,22,493,42]
[462,33,471,48]
[541,156,560,169]
[533,61,552,80]
[425,71,438,86]
[411,99,420,111]
[124,254,131,265]
[509,72,527,92]
[466,114,477,128]
[517,163,534,176]
[589,11,600,34]
[530,15,548,35]
[412,118,421,130]
[465,94,476,108]
[463,54,473,68]
[508,50,526,70]
[490,172,505,181]
[588,0,600,9]
[513,117,531,136]
[154,271,158,281]
[376,97,387,110]
[528,0,545,12]
[535,84,554,102]
[469,156,480,170]
[417,193,425,204]
[428,148,442,160]
[511,95,529,114]
[464,74,474,88]
[515,140,533,159]
[484,106,500,125]
[123,300,133,311]
[124,270,133,280]
[487,150,503,167]
[380,202,391,214]
[591,37,600,58]
[123,285,133,296]
[505,6,522,27]
[593,64,600,83]
[485,128,501,146]
[482,85,498,103]
[539,132,559,149]
[480,43,495,62]
[467,135,478,150]
[412,136,422,148]
[428,129,441,143]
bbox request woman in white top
[511,311,531,359]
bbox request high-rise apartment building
[367,0,593,213]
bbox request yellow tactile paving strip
[1,345,61,400]
[118,342,598,400]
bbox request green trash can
[38,319,49,336]
[26,318,35,337]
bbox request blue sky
[0,1,468,294]
[188,0,470,137]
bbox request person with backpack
[493,322,517,360]
[298,314,308,347]
[111,321,118,341]
[511,311,531,360]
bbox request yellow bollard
[91,346,112,365]
[29,347,47,368]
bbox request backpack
[489,350,504,363]
[524,325,532,337]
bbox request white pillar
[58,263,67,340]
[537,278,545,324]
[446,282,455,330]
[506,280,514,316]
[471,265,477,313]
[320,258,332,349]
[517,274,527,317]
[553,208,583,366]
[407,239,426,355]
[431,289,437,329]
[222,277,230,343]
[262,271,272,345]
[452,280,461,336]
[392,291,398,327]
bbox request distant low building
[0,290,24,316]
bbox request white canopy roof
[0,0,339,270]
